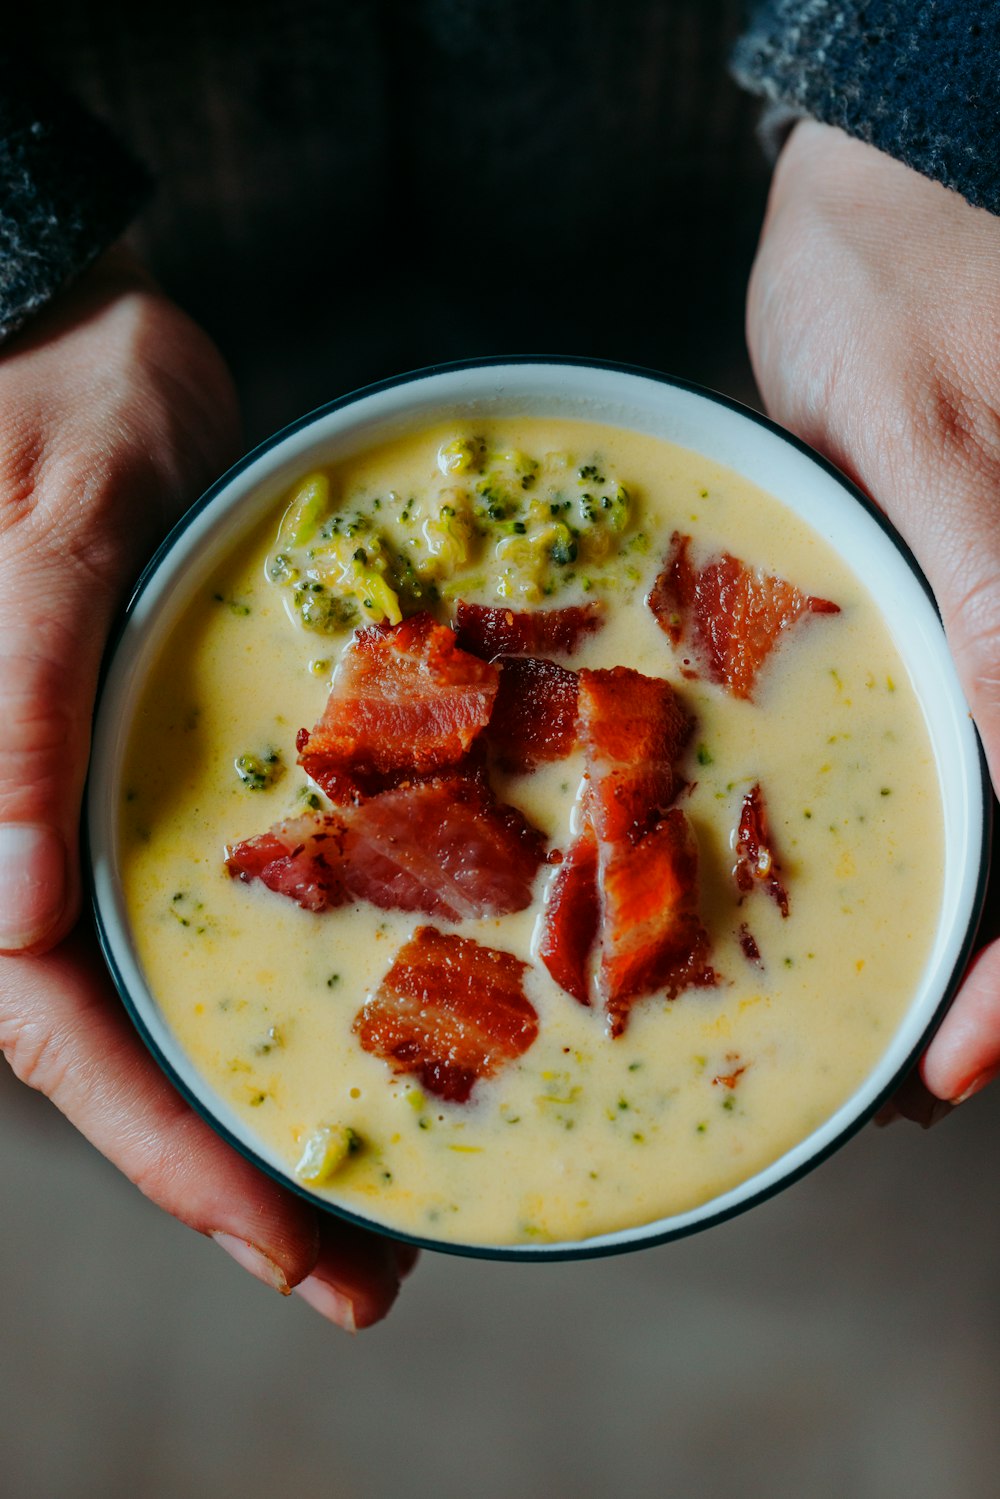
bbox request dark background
[33,0,769,432]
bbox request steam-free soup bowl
[87,358,990,1259]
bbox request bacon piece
[229,774,546,922]
[341,774,546,920]
[487,656,580,772]
[648,531,697,653]
[298,613,499,802]
[537,826,600,1006]
[225,814,349,912]
[738,922,763,967]
[577,666,693,842]
[735,781,789,916]
[354,926,538,1102]
[648,532,840,699]
[598,808,715,1037]
[712,1055,748,1089]
[453,600,604,660]
[537,667,709,1025]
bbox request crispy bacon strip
[487,656,580,772]
[354,926,538,1102]
[734,781,789,917]
[648,532,840,699]
[341,774,546,920]
[598,809,715,1037]
[738,922,763,967]
[453,600,604,660]
[227,774,546,922]
[225,815,348,912]
[298,612,499,802]
[538,666,712,1030]
[712,1056,748,1089]
[577,666,693,842]
[537,826,600,1006]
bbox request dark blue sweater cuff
[733,1,1000,215]
[0,61,152,344]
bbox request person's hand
[0,251,415,1325]
[747,120,1000,1122]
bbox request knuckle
[0,1005,69,1097]
[126,1120,193,1208]
[910,357,1000,479]
[0,642,82,821]
[0,419,48,540]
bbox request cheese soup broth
[120,420,942,1245]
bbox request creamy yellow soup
[120,420,942,1246]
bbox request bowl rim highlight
[86,356,992,1261]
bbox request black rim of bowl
[86,354,994,1262]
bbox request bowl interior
[88,359,989,1259]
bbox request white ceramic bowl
[87,358,990,1260]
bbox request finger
[1,925,416,1322]
[874,1071,952,1130]
[920,937,1000,1104]
[0,927,321,1289]
[294,1220,410,1333]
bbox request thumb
[0,599,97,953]
[0,262,240,955]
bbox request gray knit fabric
[0,61,151,343]
[733,0,1000,213]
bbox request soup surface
[120,419,942,1246]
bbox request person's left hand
[746,120,1000,1123]
[0,250,416,1326]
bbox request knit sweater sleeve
[732,1,1000,215]
[0,57,151,344]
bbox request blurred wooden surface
[3,1052,999,1499]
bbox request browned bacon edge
[339,774,546,921]
[453,600,604,660]
[487,655,581,773]
[734,781,790,917]
[297,612,499,802]
[225,815,348,912]
[537,826,599,1006]
[353,925,538,1102]
[226,773,546,922]
[598,809,716,1037]
[647,532,840,699]
[738,922,763,966]
[577,666,693,843]
[712,1055,748,1089]
[539,665,714,1033]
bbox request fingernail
[0,824,66,950]
[211,1231,290,1294]
[293,1274,358,1333]
[951,1065,1000,1106]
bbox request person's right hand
[746,122,1000,1123]
[0,252,415,1328]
